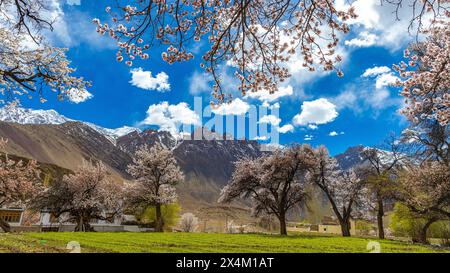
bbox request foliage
[390,203,450,244]
[361,137,405,239]
[137,203,181,230]
[355,220,373,236]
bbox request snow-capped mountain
[85,122,141,143]
[0,107,71,125]
[335,145,403,170]
[0,107,140,140]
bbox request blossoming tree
[397,162,450,244]
[126,144,184,232]
[0,0,90,105]
[395,16,449,127]
[308,146,370,237]
[94,0,357,103]
[361,135,406,239]
[0,138,42,232]
[219,145,314,235]
[32,161,123,232]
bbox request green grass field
[0,232,448,253]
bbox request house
[38,210,135,232]
[1,207,147,232]
[0,207,24,228]
[286,216,358,235]
[317,216,357,236]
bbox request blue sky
[17,0,420,155]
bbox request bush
[136,203,181,231]
[390,203,450,244]
[179,213,199,232]
[355,220,373,236]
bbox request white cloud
[336,0,435,51]
[245,85,294,103]
[253,136,269,141]
[331,84,401,115]
[139,102,200,135]
[130,68,170,92]
[66,0,81,5]
[362,66,392,77]
[45,0,71,45]
[278,124,294,134]
[293,98,338,127]
[365,88,392,109]
[262,143,285,151]
[362,66,400,89]
[226,23,348,101]
[262,101,280,110]
[345,32,378,47]
[308,124,318,130]
[304,134,314,141]
[188,71,211,95]
[374,73,399,89]
[212,98,250,116]
[259,114,293,134]
[332,89,359,111]
[259,115,281,127]
[66,88,93,103]
[33,2,118,49]
[329,131,345,137]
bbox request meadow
[0,232,447,253]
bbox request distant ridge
[0,106,140,141]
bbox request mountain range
[0,107,140,142]
[0,107,372,224]
[0,108,263,211]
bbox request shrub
[179,213,199,232]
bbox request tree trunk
[339,218,351,237]
[75,216,94,232]
[418,218,437,244]
[0,217,11,233]
[278,214,287,236]
[377,197,385,239]
[155,204,164,232]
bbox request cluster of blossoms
[394,15,450,126]
[0,1,91,104]
[0,138,42,210]
[95,0,356,103]
[399,162,450,217]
